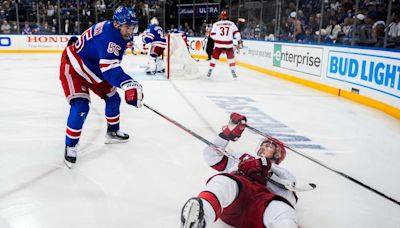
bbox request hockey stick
[143,103,314,192]
[246,124,400,206]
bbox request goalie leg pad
[156,57,165,73]
[145,56,157,74]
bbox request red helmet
[220,11,228,19]
[257,137,286,164]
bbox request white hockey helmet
[150,17,159,25]
[256,137,286,164]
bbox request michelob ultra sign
[327,50,400,99]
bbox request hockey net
[166,33,200,79]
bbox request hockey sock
[228,58,236,70]
[105,93,121,132]
[198,191,221,223]
[66,98,89,147]
[209,58,217,68]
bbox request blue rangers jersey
[67,20,134,88]
[143,24,166,48]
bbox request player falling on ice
[143,17,166,75]
[59,6,143,168]
[181,113,298,228]
[207,11,243,79]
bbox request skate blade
[182,200,201,228]
[104,138,129,144]
[64,160,75,169]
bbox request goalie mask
[150,17,159,25]
[256,137,286,164]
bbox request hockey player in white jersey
[181,113,298,228]
[207,11,243,78]
[143,17,166,74]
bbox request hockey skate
[105,129,130,144]
[156,68,165,73]
[64,145,77,169]
[206,69,212,78]
[231,69,238,79]
[145,69,156,75]
[181,197,206,228]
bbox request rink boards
[1,34,400,119]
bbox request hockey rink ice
[0,53,399,228]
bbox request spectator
[307,14,319,34]
[1,19,10,34]
[373,21,386,47]
[51,18,57,33]
[323,17,342,43]
[387,13,400,39]
[359,16,375,46]
[301,27,315,43]
[338,17,353,44]
[47,2,55,18]
[22,21,32,35]
[288,11,304,41]
[41,21,53,34]
[63,19,73,35]
[10,21,17,33]
[73,21,79,34]
[32,22,41,34]
[330,0,340,11]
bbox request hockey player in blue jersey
[143,17,166,74]
[59,6,143,168]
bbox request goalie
[180,113,298,228]
[143,17,166,74]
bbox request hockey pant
[209,47,235,70]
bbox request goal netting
[166,33,200,79]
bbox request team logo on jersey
[107,42,122,56]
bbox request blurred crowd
[1,0,400,49]
[239,0,400,48]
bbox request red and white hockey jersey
[203,136,298,207]
[210,20,241,48]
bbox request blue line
[326,76,400,99]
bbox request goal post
[165,33,201,80]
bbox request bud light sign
[0,37,11,46]
[327,50,400,99]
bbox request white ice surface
[0,53,399,228]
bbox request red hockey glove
[121,80,144,108]
[238,157,271,176]
[219,113,247,141]
[238,157,271,185]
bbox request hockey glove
[121,80,143,108]
[238,157,271,185]
[237,40,244,49]
[219,112,247,141]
